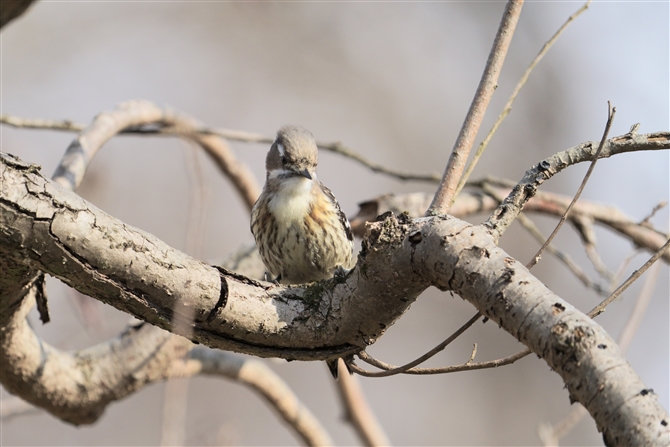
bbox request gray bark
[1,152,668,444]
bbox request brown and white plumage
[250,125,354,285]
[251,125,355,378]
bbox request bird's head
[266,125,318,181]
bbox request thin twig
[454,1,592,199]
[0,114,442,183]
[589,237,670,318]
[611,249,641,291]
[466,344,478,364]
[639,200,667,226]
[0,114,85,131]
[616,262,661,353]
[354,312,482,378]
[571,214,616,281]
[354,348,531,376]
[515,213,608,295]
[0,395,41,421]
[527,103,616,269]
[482,182,608,294]
[484,129,670,241]
[427,0,524,215]
[334,361,391,447]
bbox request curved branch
[351,312,482,378]
[168,349,333,447]
[1,153,667,444]
[1,153,425,360]
[354,348,531,376]
[0,113,443,183]
[52,100,260,211]
[485,128,670,240]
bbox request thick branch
[1,153,426,361]
[1,153,667,444]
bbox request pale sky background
[1,1,668,446]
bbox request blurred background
[1,1,667,445]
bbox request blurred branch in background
[0,0,36,29]
[526,103,616,269]
[333,360,391,447]
[0,113,443,183]
[168,349,334,447]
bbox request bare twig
[611,249,641,291]
[571,214,615,281]
[427,0,524,215]
[5,102,261,210]
[616,263,661,353]
[455,1,592,198]
[589,237,670,318]
[354,348,531,376]
[334,361,391,447]
[0,114,85,132]
[527,103,616,268]
[466,344,478,364]
[482,183,608,294]
[515,213,608,295]
[354,312,482,378]
[639,200,667,226]
[484,130,670,241]
[0,114,441,183]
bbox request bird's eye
[281,156,287,165]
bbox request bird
[251,125,355,378]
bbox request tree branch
[333,363,390,447]
[51,100,259,211]
[526,102,616,269]
[484,127,670,240]
[454,0,592,198]
[427,0,524,215]
[168,348,333,446]
[2,152,667,444]
[0,113,442,183]
[350,178,669,264]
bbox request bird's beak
[298,169,312,180]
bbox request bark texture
[1,152,668,444]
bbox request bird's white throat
[267,175,314,223]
